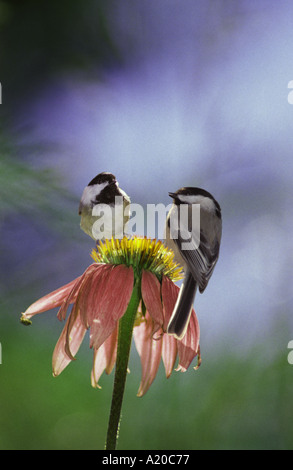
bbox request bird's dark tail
[167,270,197,340]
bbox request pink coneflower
[21,236,201,449]
[21,237,200,394]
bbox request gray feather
[167,271,197,340]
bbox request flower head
[21,237,201,396]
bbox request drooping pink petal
[52,307,87,376]
[91,325,118,388]
[141,270,164,333]
[162,333,177,378]
[64,301,83,360]
[89,265,134,350]
[57,264,98,321]
[162,275,181,331]
[176,310,200,372]
[78,264,113,328]
[133,312,163,397]
[21,277,81,321]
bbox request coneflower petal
[78,264,113,328]
[141,270,164,334]
[21,277,81,321]
[133,312,163,397]
[162,334,177,378]
[89,265,134,350]
[161,275,180,331]
[52,308,87,376]
[57,264,98,321]
[91,325,118,388]
[176,310,200,372]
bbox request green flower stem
[105,275,141,450]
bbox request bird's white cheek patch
[80,182,108,206]
[179,195,215,212]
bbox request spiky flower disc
[91,236,183,282]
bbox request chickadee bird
[79,172,131,241]
[165,187,222,340]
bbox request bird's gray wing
[172,227,219,293]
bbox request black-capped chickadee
[165,187,222,340]
[79,172,131,241]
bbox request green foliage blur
[0,0,120,107]
[1,325,293,450]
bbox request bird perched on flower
[79,172,131,241]
[20,175,206,451]
[21,237,201,396]
[165,187,222,340]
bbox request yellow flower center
[91,236,183,282]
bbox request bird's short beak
[168,192,178,199]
